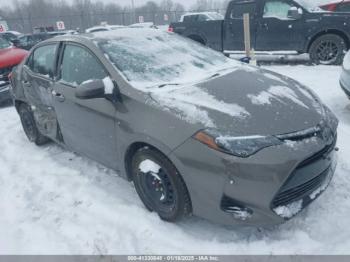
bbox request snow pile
[103,77,114,95]
[274,200,303,219]
[248,85,309,108]
[284,136,318,150]
[151,85,249,128]
[139,160,161,174]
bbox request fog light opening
[221,195,253,221]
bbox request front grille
[272,167,330,207]
[272,134,336,208]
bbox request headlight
[193,130,282,158]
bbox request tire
[18,103,49,146]
[309,34,347,65]
[131,147,191,222]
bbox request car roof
[41,28,160,45]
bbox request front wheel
[309,34,347,65]
[18,103,49,146]
[131,147,191,222]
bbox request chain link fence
[4,9,226,34]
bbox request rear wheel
[131,147,191,222]
[309,34,346,65]
[18,103,49,145]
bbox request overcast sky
[0,0,197,9]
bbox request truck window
[197,14,209,22]
[183,15,197,22]
[263,0,293,19]
[230,2,256,19]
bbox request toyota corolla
[10,29,338,226]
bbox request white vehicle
[179,12,224,22]
[85,24,125,33]
[129,22,156,28]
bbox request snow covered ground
[0,65,349,255]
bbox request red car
[320,0,350,12]
[0,36,28,105]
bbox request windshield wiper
[158,83,180,88]
[210,73,220,79]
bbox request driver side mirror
[75,79,105,100]
[287,7,303,20]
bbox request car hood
[150,67,325,136]
[0,47,28,69]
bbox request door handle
[52,90,65,102]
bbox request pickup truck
[169,0,350,65]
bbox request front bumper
[170,133,337,227]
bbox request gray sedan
[10,29,338,226]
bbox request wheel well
[124,142,160,181]
[187,34,206,45]
[124,142,193,214]
[308,30,349,52]
[14,100,26,113]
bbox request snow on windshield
[95,29,241,89]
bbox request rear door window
[230,2,257,19]
[59,44,107,86]
[31,44,58,78]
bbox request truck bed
[170,20,224,52]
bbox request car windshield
[0,37,11,49]
[295,0,334,11]
[96,29,240,88]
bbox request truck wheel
[131,147,191,222]
[309,34,346,65]
[18,103,49,146]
